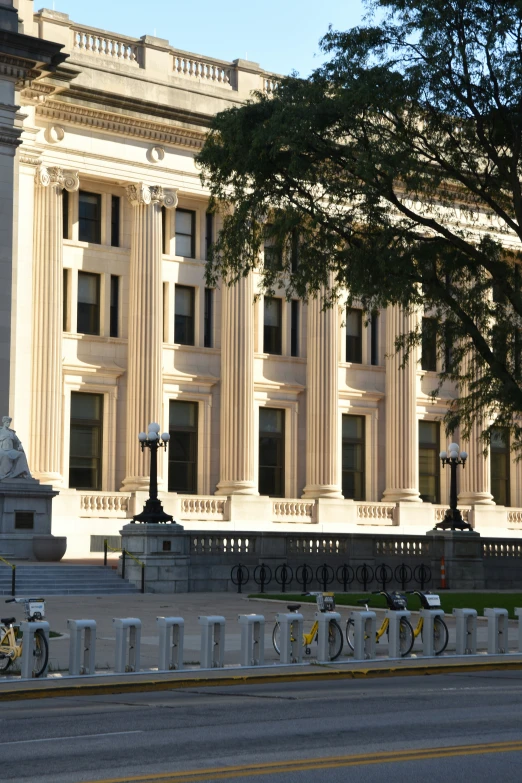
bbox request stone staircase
[0,565,140,596]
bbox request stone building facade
[1,2,520,557]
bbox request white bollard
[515,608,522,652]
[157,617,184,671]
[420,609,445,658]
[198,615,225,669]
[453,608,477,655]
[67,619,96,676]
[20,621,50,679]
[352,611,376,661]
[276,612,303,664]
[113,618,141,673]
[315,611,341,663]
[484,608,509,655]
[386,610,412,659]
[238,614,265,667]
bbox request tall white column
[302,287,342,499]
[382,304,421,501]
[30,165,79,484]
[216,273,256,495]
[458,352,494,504]
[121,184,177,491]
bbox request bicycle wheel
[399,618,414,657]
[345,618,355,651]
[0,652,11,673]
[433,616,449,655]
[272,622,281,655]
[32,629,49,678]
[328,620,343,660]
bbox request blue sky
[47,1,367,76]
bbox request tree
[197,0,522,451]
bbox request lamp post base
[132,498,174,524]
[435,509,472,532]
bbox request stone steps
[0,565,140,595]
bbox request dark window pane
[205,212,213,260]
[204,288,213,348]
[62,190,69,240]
[69,392,103,490]
[174,285,195,345]
[259,407,285,497]
[79,191,101,244]
[175,209,195,258]
[421,317,437,371]
[371,311,379,365]
[63,269,69,331]
[110,275,119,338]
[346,308,362,363]
[263,297,282,355]
[290,300,299,357]
[111,195,120,247]
[168,400,198,493]
[77,272,100,335]
[418,420,439,503]
[342,414,365,500]
[491,427,510,506]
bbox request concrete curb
[2,656,522,701]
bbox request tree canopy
[197,0,522,450]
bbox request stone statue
[0,417,31,480]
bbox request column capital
[125,183,178,209]
[35,164,79,192]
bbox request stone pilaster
[382,304,421,501]
[216,273,256,495]
[121,183,177,491]
[30,164,79,484]
[302,286,342,498]
[458,352,494,504]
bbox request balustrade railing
[272,500,315,522]
[180,496,227,520]
[375,538,429,557]
[357,504,395,522]
[172,53,232,85]
[190,535,255,555]
[80,493,130,517]
[288,537,348,556]
[72,27,140,63]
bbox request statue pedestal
[120,522,190,593]
[0,479,60,559]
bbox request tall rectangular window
[421,317,437,371]
[419,421,440,503]
[346,308,362,363]
[174,285,195,345]
[263,297,282,355]
[168,400,198,493]
[63,269,69,331]
[371,311,379,366]
[111,195,120,247]
[110,275,119,338]
[291,229,299,273]
[259,408,285,497]
[77,272,100,335]
[491,428,510,506]
[204,288,213,348]
[175,209,195,258]
[78,191,102,244]
[264,235,283,271]
[205,212,213,260]
[161,206,168,255]
[69,392,103,490]
[342,415,365,500]
[62,190,69,240]
[290,300,299,357]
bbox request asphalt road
[4,671,522,782]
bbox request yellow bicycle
[0,597,49,677]
[407,590,449,654]
[346,591,415,657]
[272,592,344,660]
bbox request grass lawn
[248,592,522,618]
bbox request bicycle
[0,597,49,677]
[346,591,415,657]
[407,590,449,655]
[272,592,344,661]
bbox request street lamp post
[435,441,471,531]
[132,422,174,524]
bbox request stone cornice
[35,100,207,150]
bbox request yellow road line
[2,658,522,701]
[84,740,522,783]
